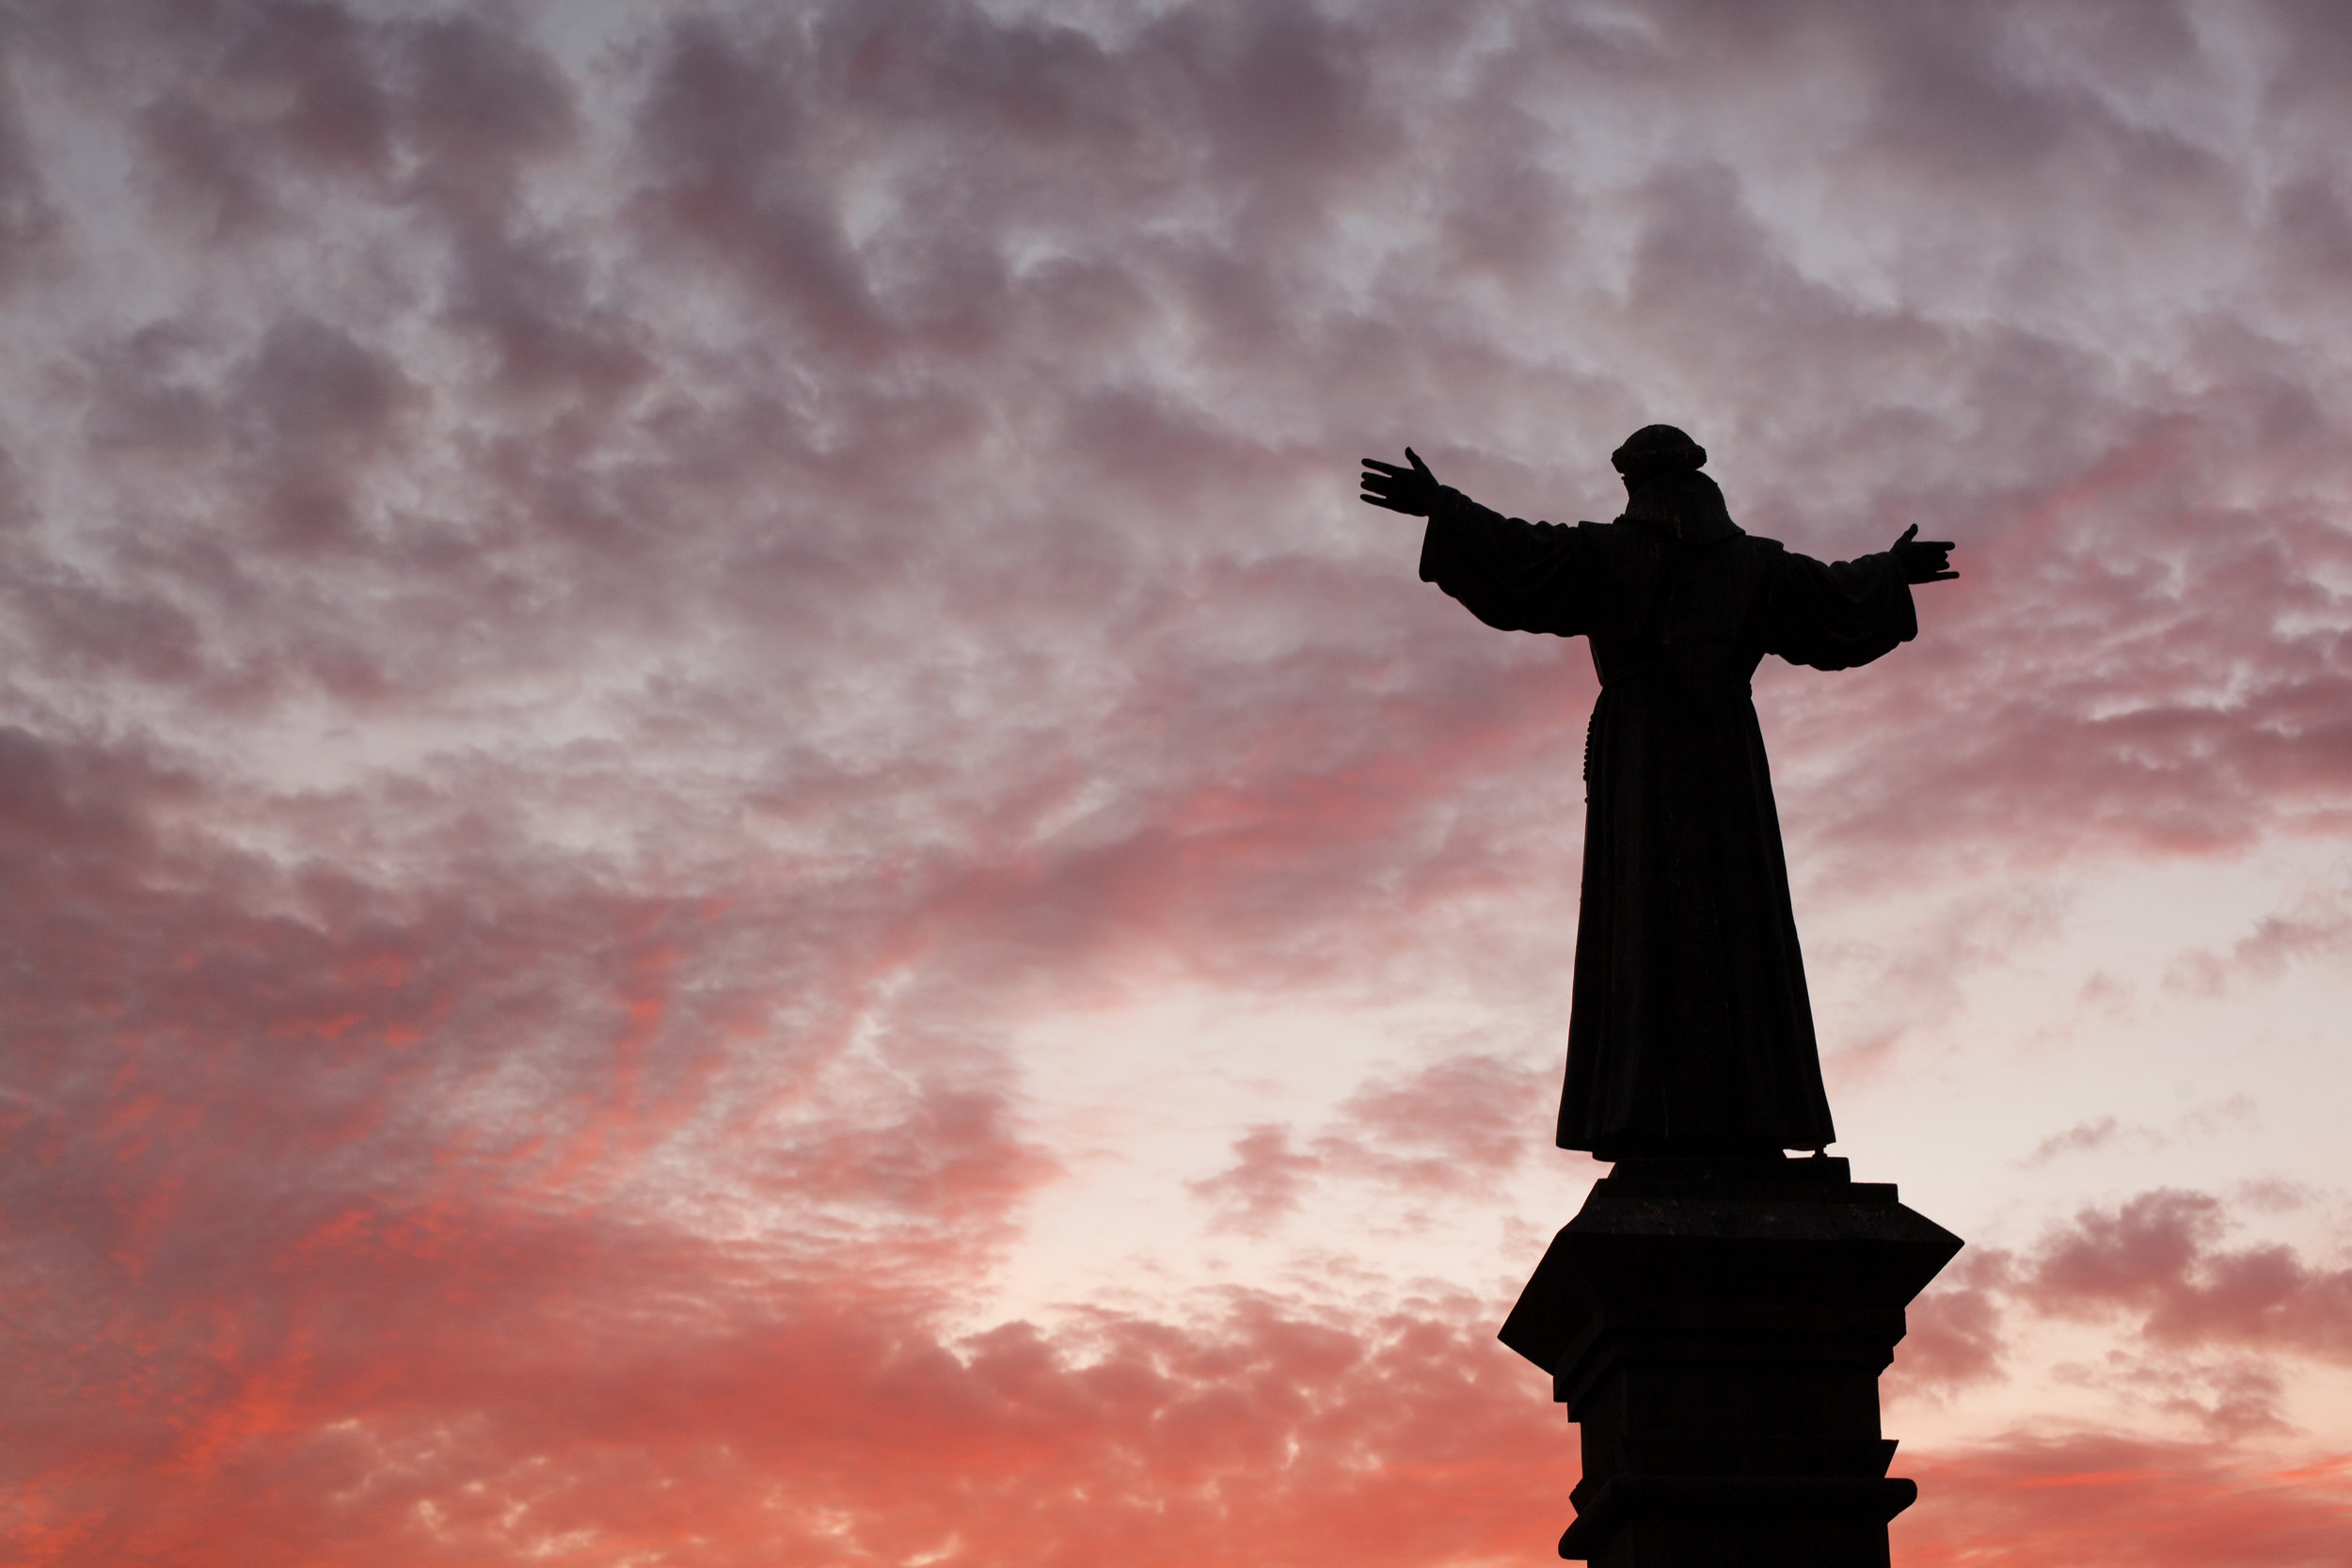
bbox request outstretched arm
[1360,446,1597,637]
[1890,524,1959,584]
[1360,448,1443,515]
[1764,528,1952,671]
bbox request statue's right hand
[1360,448,1441,516]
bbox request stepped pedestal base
[1502,1157,1962,1566]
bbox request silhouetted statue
[1362,427,1955,1160]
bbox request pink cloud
[1890,1184,2352,1441]
[1887,1247,2014,1402]
[1190,1123,1320,1234]
[1190,1054,1550,1230]
[2020,1190,2352,1363]
[2020,1099,2259,1167]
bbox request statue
[1361,426,1956,1161]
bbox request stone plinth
[1501,1156,1962,1566]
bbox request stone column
[1501,1156,1962,1566]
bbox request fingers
[1361,449,1435,515]
[1892,527,1957,554]
[1920,568,1960,582]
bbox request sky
[2,0,2352,1562]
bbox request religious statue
[1361,426,1956,1160]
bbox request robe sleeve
[1417,487,1599,637]
[1758,548,1918,671]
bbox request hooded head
[1611,424,1707,484]
[1611,424,1739,543]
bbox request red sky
[4,2,2352,1562]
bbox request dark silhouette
[1366,427,1963,1565]
[1362,428,1955,1159]
[1499,1156,1962,1565]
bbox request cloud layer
[3,1,2352,1561]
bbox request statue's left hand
[1360,448,1442,516]
[1890,523,1959,584]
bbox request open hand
[1890,523,1958,584]
[1360,448,1442,516]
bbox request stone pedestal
[1501,1156,1962,1566]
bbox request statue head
[1613,426,1737,543]
[1611,424,1708,487]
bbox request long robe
[1418,488,1918,1159]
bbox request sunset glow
[4,3,2352,1563]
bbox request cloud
[7,1079,1569,1565]
[2169,898,2352,997]
[0,53,58,294]
[1892,1183,2352,1443]
[3,1,2352,1560]
[2019,1096,2258,1167]
[1190,1053,1549,1230]
[1899,1433,2352,1568]
[1888,1246,2014,1402]
[0,721,1076,1561]
[1189,1123,1322,1234]
[2019,1189,2352,1364]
